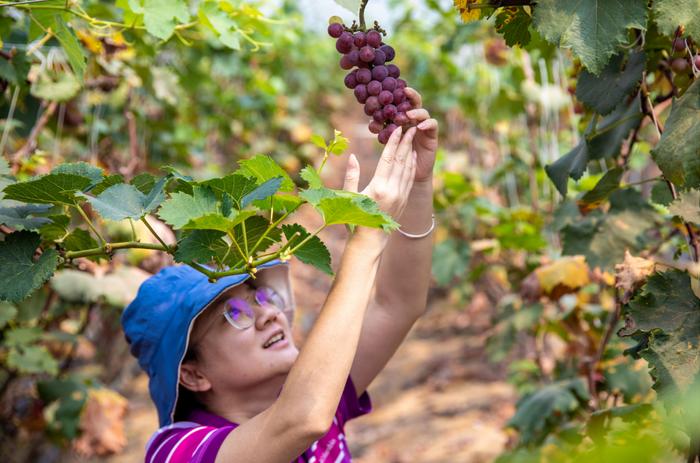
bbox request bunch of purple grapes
[328,21,414,144]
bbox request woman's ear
[179,361,212,392]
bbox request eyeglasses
[222,284,291,330]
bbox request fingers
[406,108,429,123]
[387,127,417,191]
[342,154,360,193]
[373,126,404,182]
[398,150,417,198]
[404,87,423,109]
[416,118,439,138]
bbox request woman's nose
[255,302,280,330]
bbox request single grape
[673,38,687,52]
[387,64,400,78]
[365,96,381,115]
[385,123,398,135]
[369,120,384,134]
[392,88,406,104]
[394,112,409,126]
[373,110,385,123]
[328,23,344,38]
[359,46,376,63]
[373,49,387,66]
[382,77,397,91]
[371,65,388,81]
[397,79,407,89]
[378,90,394,105]
[344,71,358,89]
[354,84,368,104]
[380,44,395,61]
[356,68,372,84]
[382,104,397,120]
[397,101,412,113]
[347,50,360,66]
[367,80,383,96]
[354,32,367,48]
[694,55,700,69]
[340,55,354,70]
[671,57,689,73]
[378,127,392,144]
[367,30,382,48]
[336,33,354,54]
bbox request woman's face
[182,281,300,393]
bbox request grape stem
[359,0,369,30]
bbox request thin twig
[10,100,57,166]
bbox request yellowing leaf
[535,255,590,294]
[454,0,483,22]
[614,250,655,303]
[73,388,128,457]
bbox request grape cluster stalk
[328,20,415,144]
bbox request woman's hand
[342,126,417,244]
[404,88,438,182]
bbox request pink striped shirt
[145,378,371,463]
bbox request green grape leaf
[619,270,700,395]
[301,188,398,231]
[0,204,52,229]
[576,51,646,115]
[3,326,42,346]
[62,228,98,253]
[652,79,700,189]
[241,177,282,208]
[130,172,156,194]
[181,210,256,232]
[143,0,190,40]
[562,190,656,269]
[547,101,642,196]
[310,134,327,150]
[653,0,700,41]
[252,193,303,215]
[0,302,17,329]
[199,1,241,50]
[495,7,532,47]
[0,58,17,85]
[328,129,349,155]
[651,181,674,206]
[7,344,58,375]
[282,223,332,275]
[668,189,700,224]
[78,184,148,221]
[0,231,60,302]
[53,16,86,80]
[237,155,295,192]
[231,215,282,255]
[90,174,124,195]
[533,0,647,75]
[38,214,70,242]
[508,378,589,445]
[174,230,230,264]
[52,162,104,185]
[200,174,258,207]
[3,173,92,205]
[432,237,471,286]
[158,186,219,229]
[300,166,323,189]
[579,167,625,208]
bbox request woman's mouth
[263,331,288,349]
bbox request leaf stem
[288,224,325,255]
[141,216,170,251]
[227,231,248,261]
[249,210,290,256]
[73,204,106,246]
[359,0,369,30]
[64,241,169,259]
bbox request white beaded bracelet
[396,214,436,239]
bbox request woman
[122,88,438,462]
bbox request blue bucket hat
[121,259,293,427]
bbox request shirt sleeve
[145,424,234,463]
[337,375,372,427]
